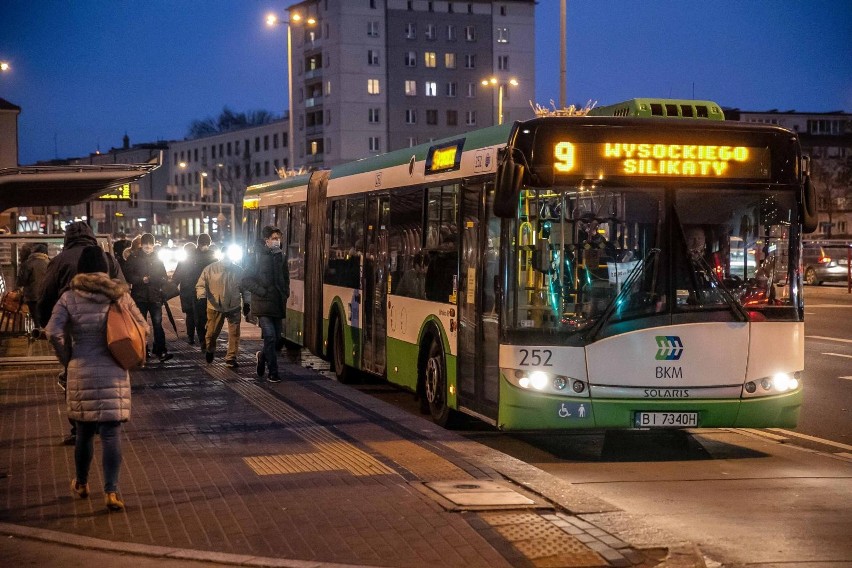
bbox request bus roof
[589,98,724,120]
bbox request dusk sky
[1,1,850,166]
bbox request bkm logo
[655,336,684,360]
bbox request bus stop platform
[0,329,703,568]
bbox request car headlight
[226,243,243,263]
[157,249,171,263]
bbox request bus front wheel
[423,337,455,427]
[331,316,353,384]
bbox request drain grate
[422,480,549,511]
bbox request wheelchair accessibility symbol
[558,402,589,419]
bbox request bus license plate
[635,412,699,428]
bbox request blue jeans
[258,316,283,379]
[137,301,166,355]
[75,421,122,493]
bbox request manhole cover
[423,480,549,510]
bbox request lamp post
[266,12,316,174]
[0,61,10,73]
[481,77,518,125]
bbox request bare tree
[188,107,277,139]
[811,152,852,238]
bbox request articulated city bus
[243,98,817,430]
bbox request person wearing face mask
[240,226,290,383]
[125,233,173,362]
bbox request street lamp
[0,62,10,73]
[481,77,519,125]
[266,11,317,174]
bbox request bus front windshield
[505,185,800,342]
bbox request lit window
[445,52,456,68]
[368,79,380,95]
[405,80,417,96]
[424,51,436,68]
[497,27,509,43]
[425,81,437,97]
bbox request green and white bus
[243,98,816,430]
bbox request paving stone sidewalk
[0,334,699,568]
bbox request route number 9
[554,142,575,173]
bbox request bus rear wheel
[423,337,455,427]
[331,316,353,384]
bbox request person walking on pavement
[196,252,250,368]
[171,242,200,345]
[124,233,173,362]
[112,232,131,275]
[37,221,125,446]
[17,242,50,336]
[187,234,217,352]
[241,226,289,383]
[44,246,148,512]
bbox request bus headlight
[502,369,588,397]
[743,372,801,398]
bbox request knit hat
[77,246,108,274]
[140,233,155,246]
[197,233,212,248]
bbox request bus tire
[423,336,456,427]
[331,314,354,384]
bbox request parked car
[802,242,851,285]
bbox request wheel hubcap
[425,357,440,404]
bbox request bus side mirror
[494,150,524,218]
[802,175,818,233]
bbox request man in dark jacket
[186,233,217,351]
[241,226,290,383]
[170,242,199,344]
[125,233,173,362]
[37,220,124,445]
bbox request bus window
[324,197,362,288]
[424,184,459,303]
[289,204,306,281]
[389,187,425,297]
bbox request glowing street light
[0,62,10,72]
[481,77,518,125]
[266,11,317,173]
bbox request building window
[498,55,509,70]
[405,22,416,39]
[368,78,381,95]
[368,108,381,123]
[367,21,380,37]
[368,49,380,66]
[426,109,438,125]
[464,54,476,69]
[255,137,260,152]
[369,137,381,152]
[264,161,270,176]
[425,81,437,96]
[405,51,416,67]
[264,135,269,151]
[465,110,477,126]
[424,51,437,68]
[405,80,417,96]
[405,109,417,124]
[445,52,456,68]
[212,145,217,159]
[370,0,377,8]
[465,25,476,41]
[497,27,509,43]
[446,82,457,97]
[500,5,507,16]
[467,82,476,97]
[425,23,436,40]
[446,110,458,126]
[447,24,456,41]
[272,134,278,149]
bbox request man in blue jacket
[240,226,289,383]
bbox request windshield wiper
[690,255,750,322]
[585,248,660,342]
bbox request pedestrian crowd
[14,222,290,512]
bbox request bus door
[457,181,499,419]
[363,194,389,375]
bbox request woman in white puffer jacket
[46,246,148,511]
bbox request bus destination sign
[425,139,465,175]
[552,141,771,180]
[98,183,132,200]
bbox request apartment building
[285,0,536,168]
[727,108,852,238]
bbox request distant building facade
[285,0,536,168]
[727,108,852,239]
[0,97,20,169]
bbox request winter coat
[196,260,250,313]
[125,250,168,305]
[170,255,200,312]
[45,272,148,423]
[37,223,124,327]
[240,245,290,318]
[18,250,49,302]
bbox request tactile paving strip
[479,512,607,568]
